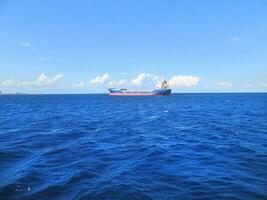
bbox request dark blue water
[0,94,266,200]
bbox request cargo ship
[108,80,171,96]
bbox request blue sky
[0,0,267,93]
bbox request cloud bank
[1,73,63,87]
[1,72,202,92]
[88,73,200,89]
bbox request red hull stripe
[109,93,160,96]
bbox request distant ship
[108,80,171,96]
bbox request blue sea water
[0,93,266,200]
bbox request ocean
[0,93,266,200]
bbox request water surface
[0,93,266,199]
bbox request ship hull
[108,89,171,96]
[109,92,157,96]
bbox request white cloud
[18,41,37,50]
[131,73,159,86]
[217,81,232,88]
[228,36,240,43]
[18,42,32,47]
[108,80,127,87]
[155,80,163,88]
[1,73,63,87]
[72,82,85,88]
[168,75,200,88]
[35,73,63,85]
[90,74,110,84]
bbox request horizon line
[1,92,267,95]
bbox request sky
[0,0,267,93]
